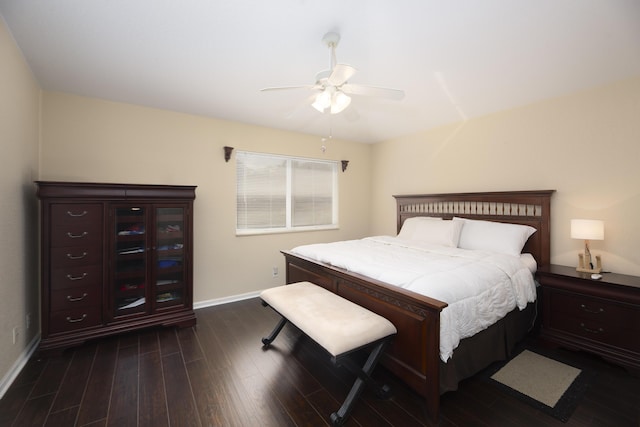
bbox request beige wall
[41,92,372,303]
[372,76,640,276]
[0,18,41,388]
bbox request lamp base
[577,254,602,274]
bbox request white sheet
[291,236,537,362]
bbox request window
[236,151,338,234]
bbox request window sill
[236,225,339,237]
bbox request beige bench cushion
[260,281,397,357]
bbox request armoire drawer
[51,285,101,311]
[50,203,102,227]
[49,307,101,334]
[51,246,102,268]
[50,222,103,247]
[50,265,102,290]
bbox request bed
[281,190,554,421]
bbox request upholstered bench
[260,281,397,426]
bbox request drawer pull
[580,304,604,314]
[67,231,89,239]
[66,252,88,260]
[67,293,88,302]
[66,210,88,217]
[580,323,604,334]
[66,314,87,323]
[66,273,88,281]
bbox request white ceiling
[2,1,639,143]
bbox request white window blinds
[236,151,338,234]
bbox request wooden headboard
[394,190,555,267]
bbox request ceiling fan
[261,32,405,115]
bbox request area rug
[486,348,594,422]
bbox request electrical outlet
[12,327,19,344]
[272,266,278,277]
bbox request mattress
[291,236,537,362]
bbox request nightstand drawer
[548,311,640,352]
[549,290,640,330]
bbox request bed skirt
[439,301,537,394]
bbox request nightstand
[536,264,640,374]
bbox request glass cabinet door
[153,206,186,309]
[113,206,148,316]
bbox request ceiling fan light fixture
[262,31,404,117]
[330,91,351,114]
[312,89,332,112]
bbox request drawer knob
[66,273,88,281]
[66,293,88,302]
[66,314,87,323]
[66,210,88,217]
[580,322,604,334]
[66,252,88,260]
[580,304,604,314]
[67,231,88,239]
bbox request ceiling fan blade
[341,84,405,100]
[328,64,357,86]
[260,85,315,92]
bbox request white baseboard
[193,290,261,310]
[0,333,40,400]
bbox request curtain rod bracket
[224,146,234,162]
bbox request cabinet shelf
[157,232,184,241]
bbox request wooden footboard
[282,251,447,421]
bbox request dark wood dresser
[37,181,197,353]
[537,264,640,373]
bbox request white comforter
[291,236,537,362]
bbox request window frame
[235,151,339,236]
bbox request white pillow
[411,219,464,247]
[397,216,442,240]
[520,253,537,273]
[453,217,536,256]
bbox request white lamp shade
[330,91,351,114]
[570,219,604,240]
[312,88,351,114]
[312,90,331,112]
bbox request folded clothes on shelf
[158,224,181,233]
[120,283,145,291]
[118,297,145,310]
[117,246,145,255]
[157,292,178,302]
[158,259,180,268]
[118,224,145,235]
[157,243,184,251]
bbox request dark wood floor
[1,298,638,426]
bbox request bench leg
[330,339,390,426]
[261,316,288,347]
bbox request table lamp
[571,219,604,273]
